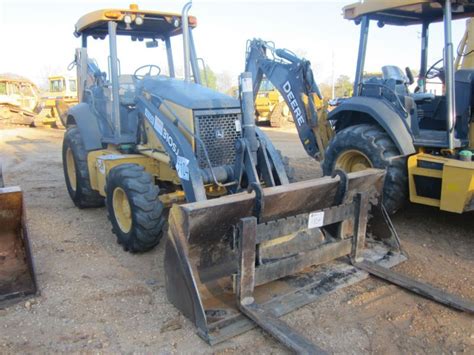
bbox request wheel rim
[335,149,373,172]
[66,147,77,192]
[112,187,132,234]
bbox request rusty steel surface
[0,186,38,308]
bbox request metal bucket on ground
[0,185,37,308]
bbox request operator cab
[344,0,474,149]
[72,4,200,143]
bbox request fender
[328,96,416,156]
[66,103,103,151]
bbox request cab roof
[343,0,474,26]
[0,74,36,87]
[75,4,197,39]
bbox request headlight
[173,17,180,28]
[135,15,144,26]
[124,14,132,24]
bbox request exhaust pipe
[182,1,193,82]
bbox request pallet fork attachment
[165,169,473,352]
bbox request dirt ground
[0,126,473,354]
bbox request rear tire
[322,124,407,214]
[62,126,104,208]
[106,164,165,253]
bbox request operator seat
[118,75,136,106]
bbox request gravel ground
[0,126,473,354]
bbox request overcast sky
[0,0,468,89]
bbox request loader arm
[245,39,331,159]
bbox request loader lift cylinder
[240,72,259,162]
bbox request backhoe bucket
[0,186,37,308]
[165,169,405,345]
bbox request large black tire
[106,164,165,253]
[322,124,407,214]
[62,127,104,208]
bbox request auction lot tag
[308,211,325,229]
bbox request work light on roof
[124,14,133,24]
[135,15,144,26]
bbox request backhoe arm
[245,39,331,159]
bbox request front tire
[322,124,407,214]
[62,127,104,208]
[106,164,165,253]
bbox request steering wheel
[426,58,444,80]
[133,64,161,80]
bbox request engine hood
[140,77,240,110]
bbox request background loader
[62,2,473,352]
[41,75,78,128]
[0,75,42,127]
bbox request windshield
[259,79,275,92]
[69,80,77,92]
[87,35,174,82]
[20,84,34,97]
[50,79,65,92]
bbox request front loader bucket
[0,186,37,308]
[165,169,406,345]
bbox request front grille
[194,109,242,168]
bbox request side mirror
[146,40,158,48]
[405,67,415,85]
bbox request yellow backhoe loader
[246,1,474,215]
[62,2,473,352]
[42,75,78,128]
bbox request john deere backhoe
[247,1,474,216]
[62,2,473,352]
[325,0,474,214]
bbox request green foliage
[334,74,353,97]
[200,64,217,90]
[319,83,332,99]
